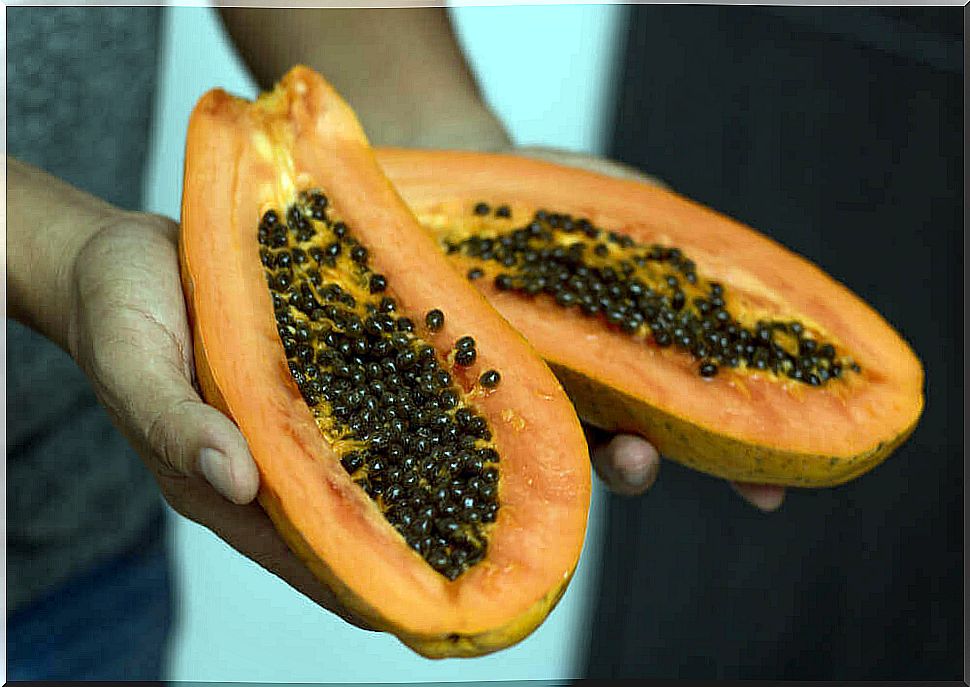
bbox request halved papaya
[375,148,925,487]
[178,67,591,658]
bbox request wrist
[365,96,512,152]
[7,157,127,354]
[407,105,513,152]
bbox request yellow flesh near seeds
[250,114,511,580]
[417,201,861,389]
[258,190,504,581]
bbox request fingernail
[731,481,785,512]
[199,448,236,501]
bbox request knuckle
[146,397,197,477]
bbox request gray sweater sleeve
[7,6,167,614]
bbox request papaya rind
[374,147,926,489]
[180,266,578,658]
[550,361,921,488]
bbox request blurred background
[10,4,960,683]
[131,4,967,682]
[143,4,627,682]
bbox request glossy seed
[369,274,387,293]
[425,309,445,332]
[258,199,503,580]
[455,347,477,367]
[494,274,514,291]
[479,370,501,388]
[699,361,719,378]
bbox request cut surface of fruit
[376,147,925,487]
[179,67,590,658]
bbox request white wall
[449,4,625,154]
[144,5,625,682]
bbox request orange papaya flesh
[375,147,925,487]
[179,67,591,658]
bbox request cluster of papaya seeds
[376,147,925,489]
[180,66,591,658]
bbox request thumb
[69,218,261,506]
[142,379,261,505]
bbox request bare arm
[219,7,512,150]
[7,158,115,350]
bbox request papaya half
[178,66,591,658]
[375,148,925,487]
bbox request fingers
[472,150,788,512]
[89,329,261,505]
[588,429,661,496]
[144,387,261,505]
[69,217,374,630]
[583,425,787,510]
[487,148,788,511]
[730,481,786,512]
[71,219,259,505]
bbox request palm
[67,214,371,628]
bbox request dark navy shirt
[588,6,961,680]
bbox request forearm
[219,7,512,150]
[7,157,123,351]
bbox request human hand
[65,210,375,628]
[507,145,786,512]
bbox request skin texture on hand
[68,212,377,630]
[8,157,373,629]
